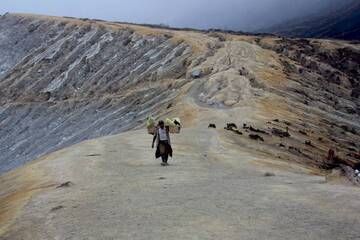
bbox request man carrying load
[152,120,173,166]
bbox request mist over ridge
[0,0,350,31]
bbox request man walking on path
[152,120,173,166]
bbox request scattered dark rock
[289,146,302,154]
[191,69,202,79]
[208,123,216,129]
[305,140,314,147]
[233,130,243,135]
[42,91,51,101]
[249,134,264,142]
[167,103,173,109]
[318,137,323,141]
[273,119,279,122]
[224,123,243,135]
[249,126,268,134]
[272,128,290,138]
[279,143,286,148]
[283,121,291,126]
[264,172,276,177]
[86,154,101,157]
[56,181,74,189]
[298,130,307,135]
[51,205,64,212]
[225,123,238,130]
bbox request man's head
[159,120,165,129]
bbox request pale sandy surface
[1,13,360,240]
[2,110,360,239]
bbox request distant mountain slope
[263,1,360,40]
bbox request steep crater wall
[0,14,192,173]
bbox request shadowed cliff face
[0,14,192,173]
[0,13,359,175]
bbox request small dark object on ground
[289,146,302,154]
[159,177,166,180]
[283,121,291,126]
[167,103,173,109]
[51,205,64,212]
[305,140,314,147]
[273,119,279,122]
[299,130,307,135]
[208,124,216,128]
[279,143,286,148]
[191,69,202,79]
[225,123,238,130]
[272,128,290,138]
[234,130,243,135]
[243,123,248,129]
[249,126,268,134]
[56,181,74,188]
[224,124,243,135]
[318,137,323,141]
[249,134,264,142]
[86,154,101,157]
[264,172,276,177]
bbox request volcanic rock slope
[0,13,360,239]
[1,13,359,173]
[0,14,193,173]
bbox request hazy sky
[0,0,345,31]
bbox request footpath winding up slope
[2,98,360,240]
[0,14,360,239]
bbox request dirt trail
[3,117,360,239]
[1,13,360,240]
